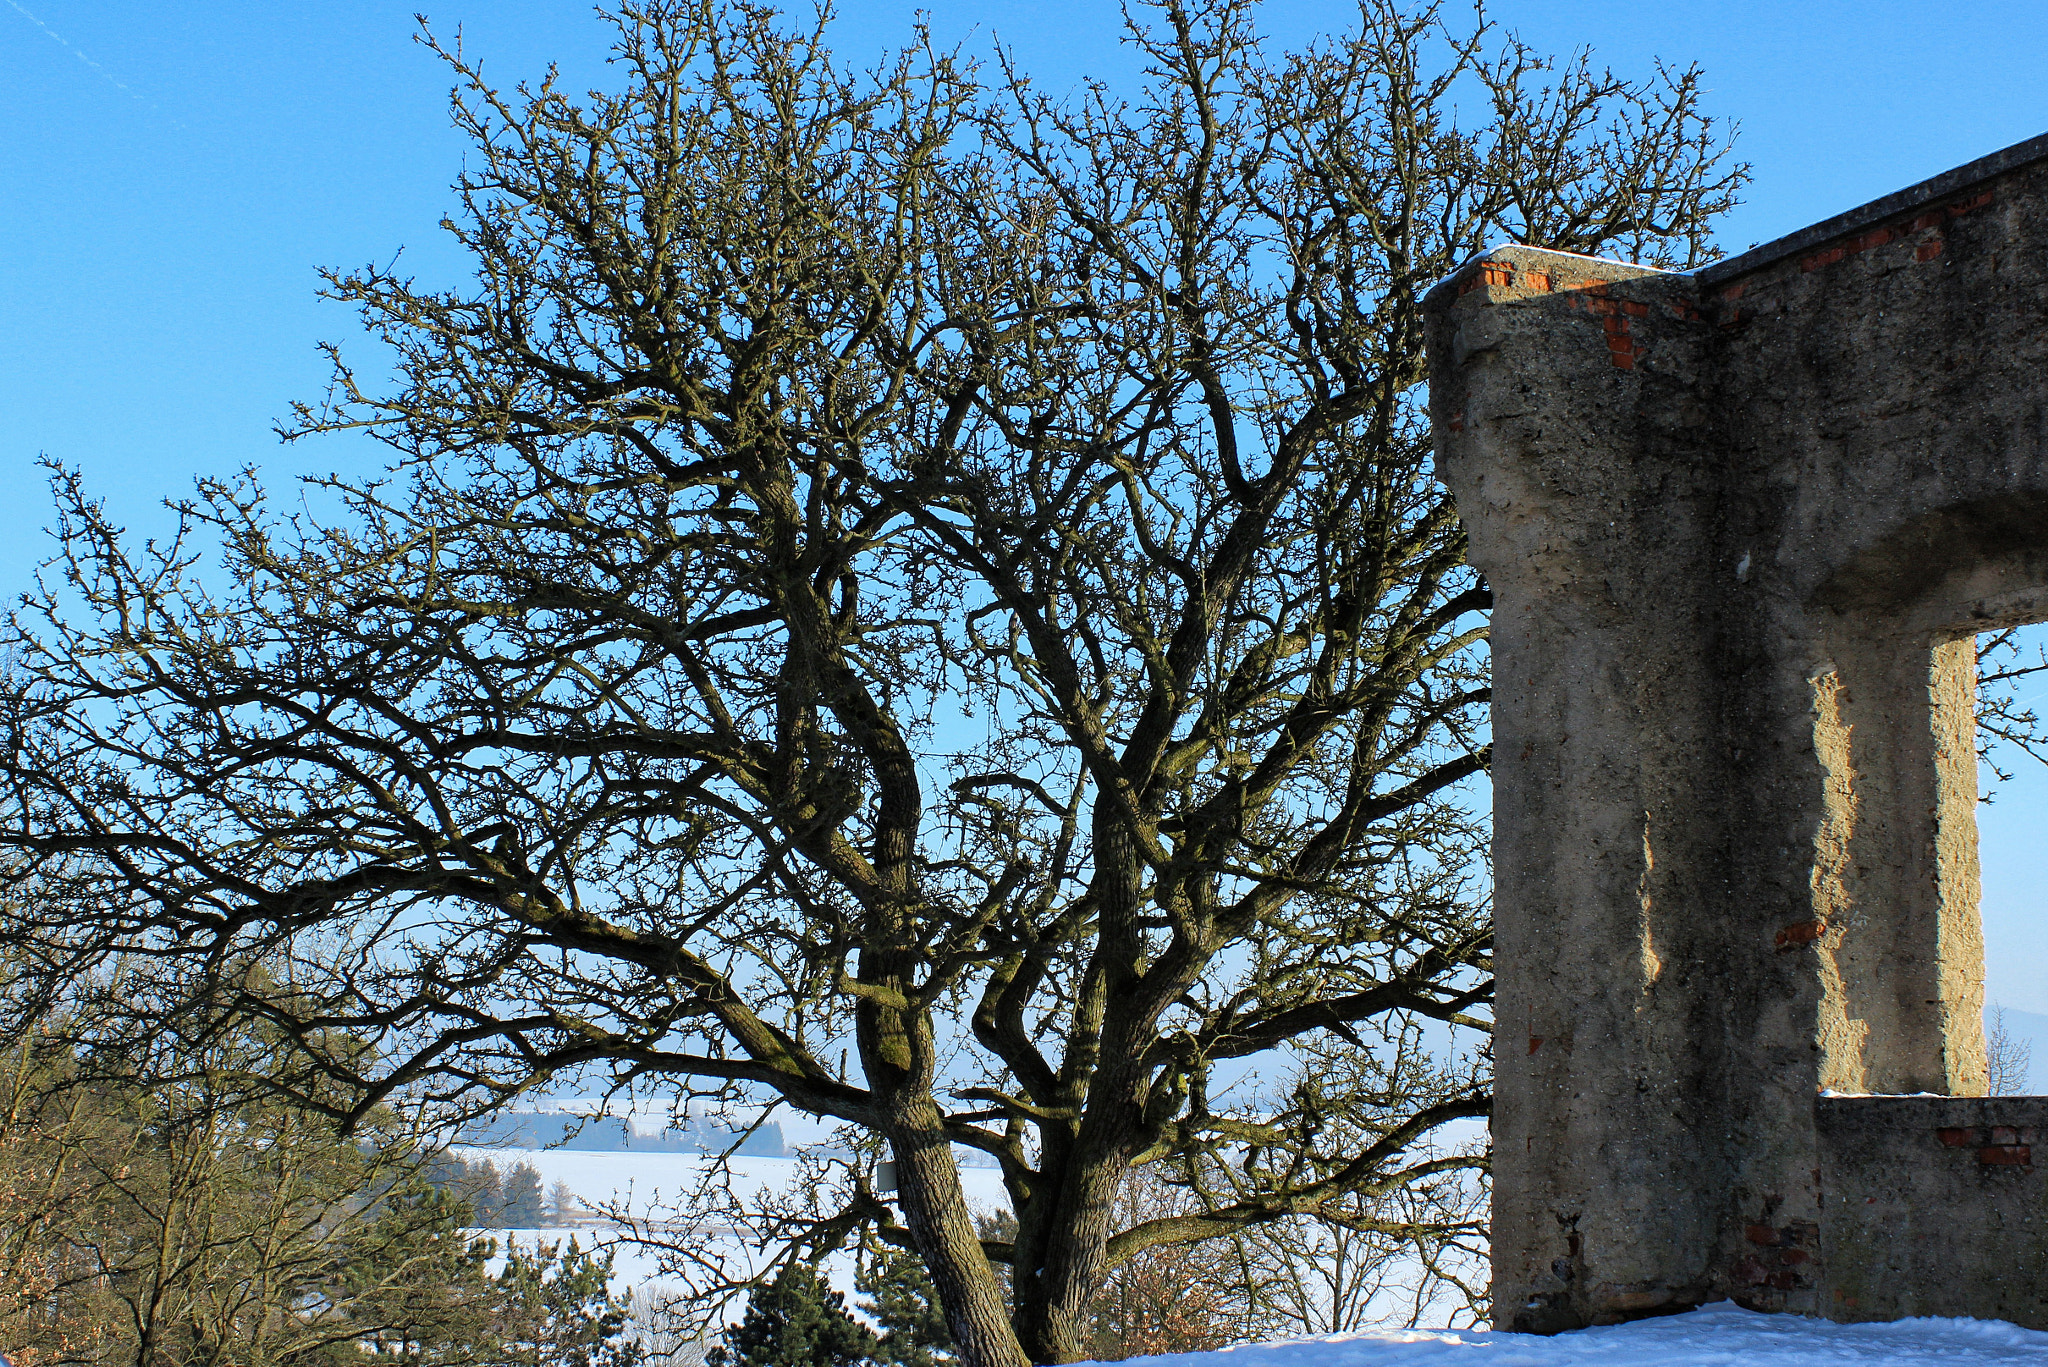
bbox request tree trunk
[1014,813,1146,1363]
[1014,1120,1147,1363]
[891,1119,1030,1367]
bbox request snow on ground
[1099,1303,2048,1366]
[479,1226,677,1290]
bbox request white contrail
[6,0,151,103]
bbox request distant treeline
[459,1112,787,1156]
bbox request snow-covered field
[1091,1303,2048,1366]
[459,1147,1009,1223]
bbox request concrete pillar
[1423,132,2048,1331]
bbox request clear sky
[4,0,2046,1011]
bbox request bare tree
[1225,1032,1489,1335]
[1975,627,2048,781]
[0,1,1742,1362]
[1239,1163,1488,1335]
[1986,1005,2034,1096]
[1083,1168,1273,1360]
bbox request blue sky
[4,0,2046,1012]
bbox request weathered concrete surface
[1423,132,2048,1331]
[1816,1097,2048,1325]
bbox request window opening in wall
[1974,621,2048,1094]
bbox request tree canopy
[0,1,1742,1361]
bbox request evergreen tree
[472,1160,506,1227]
[859,1250,955,1367]
[327,1171,500,1362]
[492,1235,642,1367]
[428,1151,508,1227]
[501,1161,546,1227]
[711,1263,878,1367]
[548,1178,579,1226]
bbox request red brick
[1991,1126,2021,1145]
[1527,272,1552,292]
[1461,267,1515,294]
[1607,335,1635,354]
[1621,300,1650,317]
[1745,1224,1779,1245]
[1917,240,1944,262]
[1978,1145,2031,1166]
[1775,920,1825,950]
[1719,282,1747,302]
[1528,1035,1544,1055]
[1915,210,1943,230]
[1610,353,1636,371]
[1780,1248,1809,1266]
[1938,1127,1977,1147]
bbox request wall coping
[1697,130,2048,286]
[1425,132,2048,312]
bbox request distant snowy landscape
[460,1092,2048,1364]
[463,1144,1011,1307]
[465,1135,2048,1364]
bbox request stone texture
[1817,1097,2048,1326]
[1423,133,2048,1332]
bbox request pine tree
[549,1178,579,1226]
[437,1152,507,1227]
[336,1173,500,1360]
[501,1161,546,1227]
[472,1159,506,1227]
[859,1249,956,1367]
[493,1235,642,1367]
[710,1263,878,1367]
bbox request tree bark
[1015,1155,1126,1365]
[1013,815,1147,1364]
[890,1115,1030,1367]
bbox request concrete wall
[1423,133,2048,1331]
[1818,1097,2048,1324]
